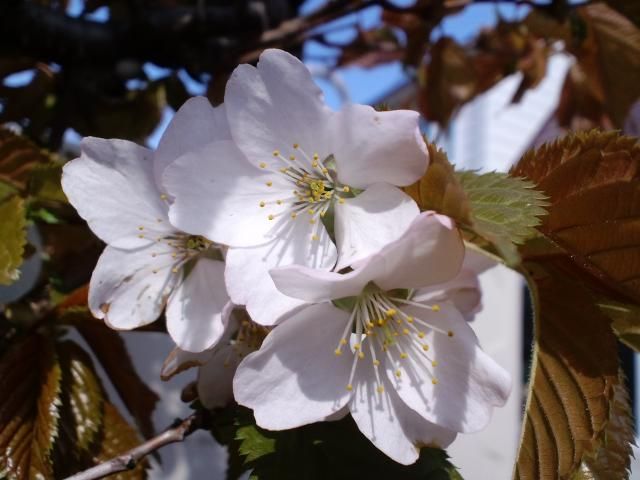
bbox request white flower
[163,49,427,326]
[61,97,232,352]
[232,212,511,464]
[161,308,267,409]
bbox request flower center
[257,144,353,242]
[223,311,270,367]
[333,289,454,394]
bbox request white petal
[271,212,463,303]
[155,96,230,188]
[330,104,427,189]
[224,49,332,168]
[61,137,172,248]
[412,270,481,320]
[166,258,231,352]
[164,140,291,247]
[161,347,214,380]
[225,218,337,326]
[388,302,512,433]
[349,355,456,465]
[233,303,353,430]
[197,345,239,409]
[334,183,419,270]
[89,244,179,329]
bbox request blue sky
[4,0,529,147]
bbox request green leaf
[28,163,66,203]
[0,196,27,285]
[0,336,62,480]
[598,301,640,352]
[215,406,462,480]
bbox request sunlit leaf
[515,259,620,480]
[0,336,62,479]
[0,196,27,285]
[573,371,635,480]
[598,301,640,353]
[512,130,640,303]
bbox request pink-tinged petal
[349,357,457,465]
[154,96,230,188]
[166,258,231,352]
[161,347,214,381]
[412,270,481,320]
[164,140,292,247]
[233,303,353,430]
[271,212,463,303]
[197,344,239,409]
[334,183,419,270]
[62,137,173,248]
[225,219,337,326]
[388,302,512,433]
[89,244,179,330]
[224,49,332,169]
[330,104,427,189]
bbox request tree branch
[63,412,202,480]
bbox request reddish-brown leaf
[0,336,62,479]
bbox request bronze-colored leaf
[604,1,640,28]
[57,341,104,454]
[512,130,640,304]
[515,259,619,480]
[573,371,635,480]
[0,196,27,285]
[92,403,148,480]
[402,143,471,224]
[0,336,62,479]
[0,128,50,192]
[67,309,159,440]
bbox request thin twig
[64,412,202,480]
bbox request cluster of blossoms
[62,49,511,464]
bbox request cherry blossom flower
[61,97,232,352]
[161,309,267,409]
[164,49,427,326]
[233,212,511,464]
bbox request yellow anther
[422,344,430,351]
[322,168,328,174]
[400,352,408,359]
[377,319,384,326]
[279,167,288,173]
[395,369,401,378]
[259,201,266,208]
[171,253,177,258]
[309,219,316,225]
[377,385,385,394]
[138,234,144,239]
[313,153,319,160]
[407,316,414,323]
[366,321,374,329]
[342,186,350,192]
[260,162,267,168]
[353,343,361,350]
[432,360,439,367]
[293,143,299,149]
[268,214,274,221]
[448,330,454,337]
[338,198,345,204]
[172,267,179,273]
[339,339,347,345]
[312,161,319,168]
[289,155,296,161]
[346,384,353,391]
[311,234,319,241]
[276,199,283,205]
[418,332,426,339]
[334,348,342,356]
[386,308,397,317]
[291,212,297,219]
[138,226,144,231]
[272,150,280,157]
[266,181,273,187]
[432,378,439,385]
[358,352,365,359]
[373,360,380,366]
[432,304,441,312]
[402,328,410,335]
[320,211,326,218]
[160,194,168,200]
[308,208,315,214]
